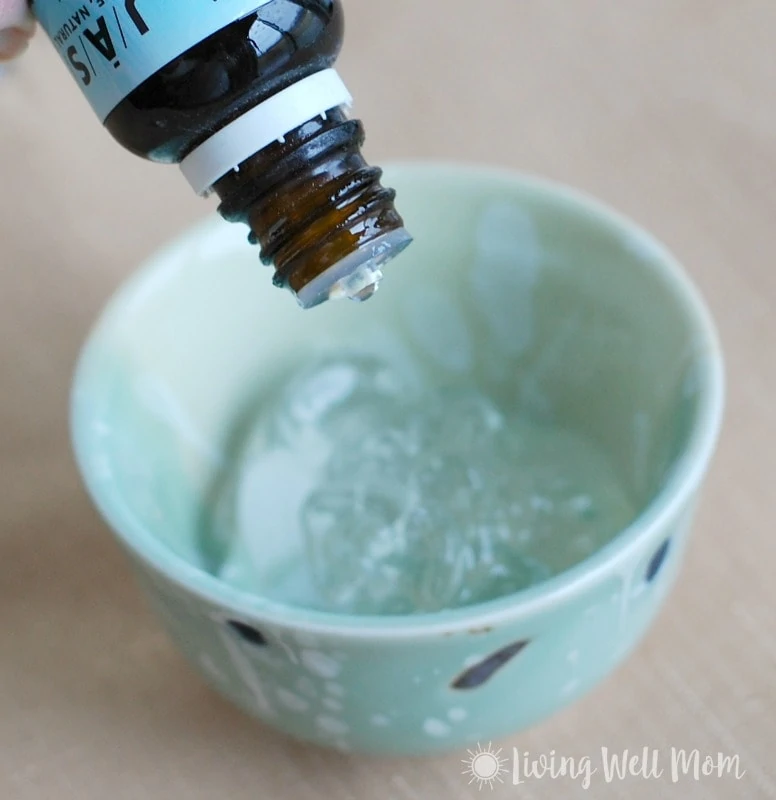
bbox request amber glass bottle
[33,0,411,307]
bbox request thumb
[0,0,34,62]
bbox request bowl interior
[72,164,717,593]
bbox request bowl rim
[71,160,725,639]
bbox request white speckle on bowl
[423,718,450,738]
[277,689,309,712]
[324,682,345,697]
[217,628,275,717]
[530,495,553,513]
[412,676,422,685]
[569,494,593,514]
[301,650,341,679]
[371,714,391,727]
[293,631,321,648]
[562,678,581,696]
[198,654,225,681]
[274,639,299,664]
[323,697,343,712]
[447,708,468,722]
[296,677,318,698]
[219,561,242,584]
[567,650,580,664]
[316,715,349,735]
[463,654,484,668]
[250,647,285,671]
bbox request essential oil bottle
[32,0,411,308]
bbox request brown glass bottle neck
[213,108,409,307]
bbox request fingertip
[0,0,34,28]
[0,25,32,62]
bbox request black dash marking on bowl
[646,539,671,582]
[227,620,268,646]
[452,640,530,690]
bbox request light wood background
[1,1,774,797]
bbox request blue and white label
[34,0,274,121]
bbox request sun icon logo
[462,742,509,790]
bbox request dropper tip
[294,228,413,309]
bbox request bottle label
[33,0,274,122]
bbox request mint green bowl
[71,163,724,755]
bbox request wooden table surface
[1,1,774,797]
